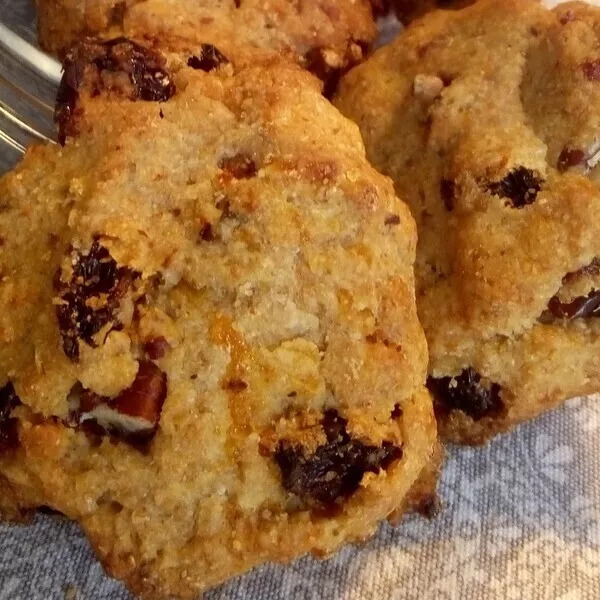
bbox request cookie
[0,39,438,598]
[37,0,378,88]
[335,0,600,444]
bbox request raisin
[486,167,543,208]
[384,214,401,226]
[187,44,230,72]
[0,382,21,453]
[428,368,503,421]
[582,59,600,81]
[54,242,137,361]
[540,290,600,322]
[440,179,455,211]
[557,147,586,172]
[56,38,175,144]
[274,410,402,510]
[219,154,256,179]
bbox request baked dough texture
[0,39,437,597]
[336,0,600,443]
[37,0,379,85]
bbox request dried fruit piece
[582,59,600,81]
[440,179,455,211]
[71,361,167,443]
[274,410,402,510]
[219,154,257,180]
[540,291,600,322]
[428,368,503,421]
[54,242,137,360]
[557,147,586,172]
[144,336,171,360]
[486,167,543,208]
[56,38,175,143]
[0,382,21,453]
[187,44,230,72]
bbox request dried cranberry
[144,336,171,360]
[582,59,600,81]
[0,382,21,453]
[440,179,455,211]
[557,147,586,172]
[54,242,137,361]
[428,368,504,421]
[540,290,600,322]
[56,38,175,144]
[187,44,230,72]
[274,410,402,510]
[486,167,543,208]
[219,154,257,179]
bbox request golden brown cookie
[37,0,378,87]
[0,39,437,598]
[336,0,600,444]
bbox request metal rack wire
[0,2,61,171]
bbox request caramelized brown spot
[0,382,21,452]
[187,44,230,72]
[144,336,170,360]
[224,379,248,392]
[428,368,504,421]
[274,410,402,510]
[54,242,137,361]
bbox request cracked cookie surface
[0,39,437,598]
[336,0,600,444]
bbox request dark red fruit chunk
[56,38,175,144]
[541,291,600,322]
[486,167,543,208]
[144,336,171,360]
[428,368,503,421]
[582,59,600,81]
[440,179,455,211]
[274,410,402,510]
[0,382,21,453]
[557,147,586,172]
[187,44,230,72]
[54,242,137,361]
[219,154,257,179]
